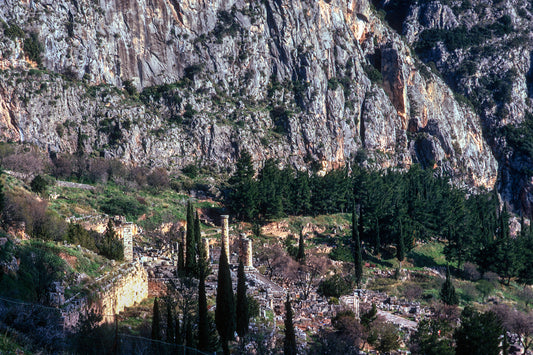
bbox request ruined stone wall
[98,261,148,318]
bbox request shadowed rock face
[399,0,533,214]
[0,0,496,190]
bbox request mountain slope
[0,0,496,188]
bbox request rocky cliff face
[373,0,533,213]
[0,0,497,189]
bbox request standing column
[123,223,133,261]
[245,238,253,268]
[221,215,230,261]
[203,238,210,262]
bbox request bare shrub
[147,167,170,190]
[463,262,480,281]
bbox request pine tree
[215,237,235,355]
[198,276,209,352]
[186,201,196,274]
[352,203,363,288]
[228,151,258,220]
[151,298,161,340]
[397,223,405,267]
[166,300,174,343]
[236,261,249,340]
[440,266,458,305]
[296,230,306,264]
[284,295,297,355]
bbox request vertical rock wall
[98,262,148,319]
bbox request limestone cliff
[382,0,533,214]
[0,0,497,189]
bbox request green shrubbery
[100,195,147,219]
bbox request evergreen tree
[296,230,306,264]
[440,266,458,305]
[177,240,185,275]
[99,219,124,261]
[292,170,311,215]
[454,307,503,355]
[228,151,258,220]
[198,275,209,351]
[195,212,210,278]
[236,261,249,340]
[151,298,161,341]
[215,237,235,355]
[284,294,297,355]
[166,300,174,343]
[186,201,196,274]
[397,223,405,267]
[352,203,363,288]
[194,210,201,246]
[0,168,5,222]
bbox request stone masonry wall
[98,261,148,319]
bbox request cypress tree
[236,261,249,339]
[296,230,306,264]
[151,298,161,341]
[186,201,196,274]
[198,276,209,352]
[215,237,235,355]
[284,295,297,355]
[177,240,185,275]
[166,301,174,343]
[0,170,5,225]
[440,266,459,305]
[194,211,201,247]
[352,203,363,288]
[100,219,124,261]
[195,212,210,277]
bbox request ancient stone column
[354,292,360,319]
[245,238,253,268]
[123,223,133,261]
[203,238,210,262]
[221,215,230,261]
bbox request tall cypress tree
[195,211,209,277]
[296,231,306,264]
[151,298,161,341]
[236,261,249,340]
[198,276,209,352]
[166,300,174,343]
[215,237,235,355]
[186,201,196,274]
[177,240,185,275]
[352,203,363,288]
[284,295,297,355]
[0,169,5,225]
[440,266,458,305]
